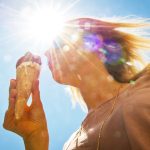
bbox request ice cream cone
[15,52,41,119]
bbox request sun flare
[0,0,82,54]
[19,7,65,45]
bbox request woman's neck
[78,68,129,111]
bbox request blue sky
[0,0,150,150]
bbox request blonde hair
[67,17,150,110]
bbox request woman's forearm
[24,130,49,150]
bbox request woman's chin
[52,72,66,84]
[51,70,78,86]
[52,74,73,86]
[52,73,62,83]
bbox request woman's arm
[3,79,49,150]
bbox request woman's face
[46,40,99,87]
[46,19,124,86]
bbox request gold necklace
[65,85,122,150]
[96,85,122,150]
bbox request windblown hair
[67,17,150,110]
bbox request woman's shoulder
[115,72,150,126]
[121,72,150,118]
[119,73,150,150]
[123,71,150,104]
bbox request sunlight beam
[0,0,82,54]
[19,6,65,45]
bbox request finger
[8,98,16,110]
[8,79,17,110]
[9,89,17,99]
[9,79,17,93]
[31,80,42,106]
[8,89,17,109]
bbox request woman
[3,18,150,150]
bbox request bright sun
[1,0,81,53]
[19,6,65,47]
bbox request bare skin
[45,46,129,111]
[3,18,130,150]
[3,79,49,150]
[3,49,129,150]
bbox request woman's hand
[3,79,49,150]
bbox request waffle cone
[15,62,40,119]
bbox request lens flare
[0,0,83,54]
[19,6,65,47]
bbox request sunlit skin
[3,80,49,150]
[3,17,131,150]
[45,44,130,110]
[45,19,130,110]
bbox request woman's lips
[48,58,59,71]
[45,51,60,72]
[48,59,54,71]
[48,61,52,70]
[45,52,54,70]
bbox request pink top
[63,73,150,150]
